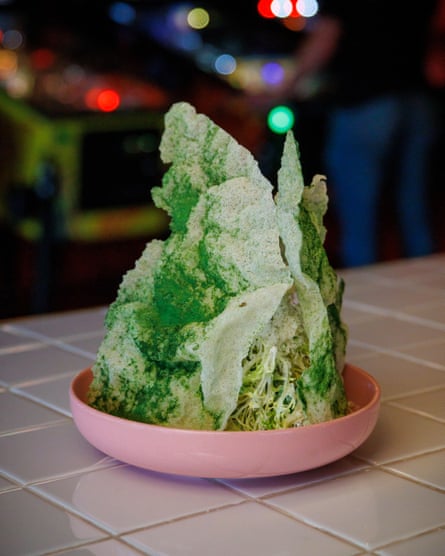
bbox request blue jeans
[324,93,437,267]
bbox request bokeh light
[109,2,136,25]
[296,0,319,18]
[5,71,29,97]
[30,48,55,70]
[97,89,120,112]
[214,53,236,75]
[267,105,295,133]
[0,49,17,76]
[170,4,191,31]
[258,0,317,20]
[283,16,306,31]
[257,0,274,18]
[85,88,121,112]
[187,7,210,30]
[270,0,293,18]
[63,64,86,84]
[261,61,285,85]
[2,29,23,50]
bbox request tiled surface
[0,390,68,433]
[266,468,445,551]
[348,351,445,401]
[389,387,445,422]
[374,528,445,556]
[0,343,94,387]
[383,449,445,490]
[31,465,246,534]
[0,253,444,555]
[352,404,445,464]
[0,421,119,484]
[0,489,107,555]
[124,500,359,556]
[12,373,75,416]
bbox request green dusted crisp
[88,101,349,430]
[275,132,348,424]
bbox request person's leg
[324,97,398,267]
[396,93,436,257]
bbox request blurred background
[0,0,444,319]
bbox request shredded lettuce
[227,289,310,430]
[88,102,349,431]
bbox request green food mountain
[88,101,349,430]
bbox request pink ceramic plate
[70,363,380,479]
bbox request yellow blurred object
[0,89,170,241]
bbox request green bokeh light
[267,105,295,134]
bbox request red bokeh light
[258,0,302,19]
[30,48,56,70]
[257,0,274,18]
[97,89,120,112]
[85,87,120,112]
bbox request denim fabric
[324,93,437,266]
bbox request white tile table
[1,254,444,555]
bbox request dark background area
[0,0,444,319]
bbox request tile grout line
[0,418,74,439]
[8,387,74,418]
[386,399,445,424]
[1,324,99,359]
[19,485,115,540]
[352,449,445,486]
[379,467,445,494]
[0,418,71,438]
[3,369,81,391]
[377,395,445,425]
[379,383,445,404]
[372,526,445,555]
[259,494,369,552]
[343,299,445,331]
[25,482,124,537]
[375,458,445,494]
[347,339,445,371]
[0,341,45,355]
[371,525,445,554]
[0,455,124,490]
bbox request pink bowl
[70,363,380,479]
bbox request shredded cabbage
[227,289,310,430]
[227,339,310,431]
